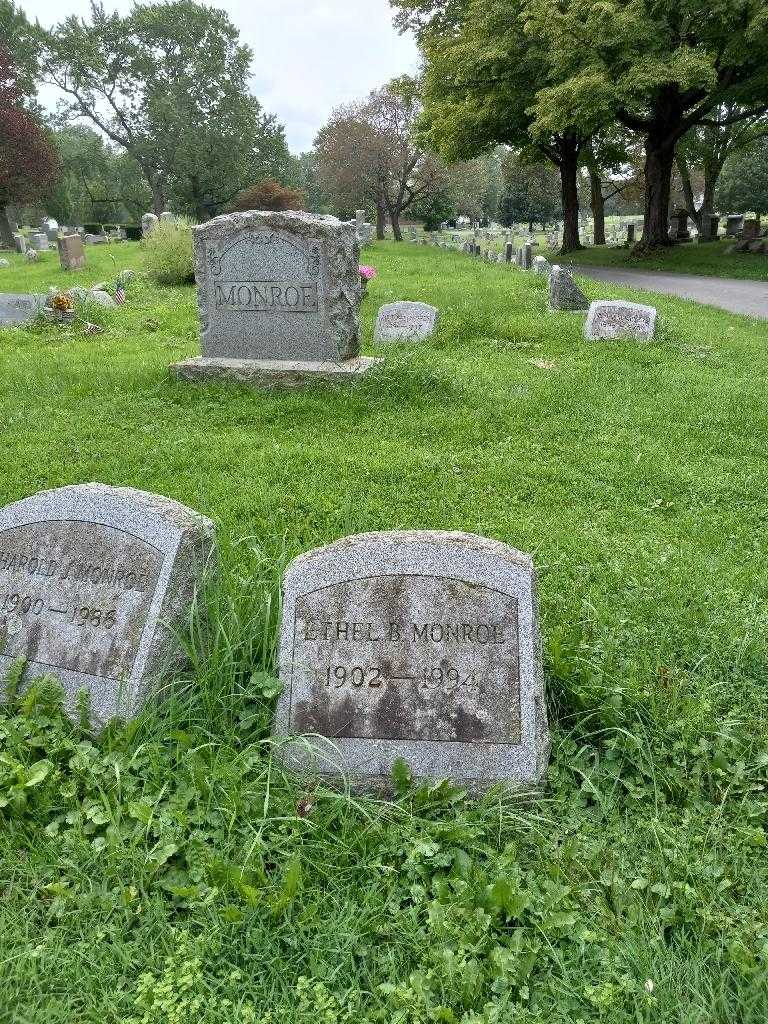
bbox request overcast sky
[21,0,420,153]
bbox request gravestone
[0,293,46,325]
[742,219,760,240]
[726,214,744,237]
[273,530,549,791]
[626,223,635,244]
[141,213,159,236]
[671,210,690,240]
[585,300,657,341]
[532,255,551,275]
[374,301,439,344]
[0,484,215,724]
[58,235,86,271]
[519,243,532,269]
[171,210,380,386]
[505,242,514,262]
[159,212,176,224]
[41,218,59,242]
[29,233,49,251]
[13,234,26,255]
[548,265,589,311]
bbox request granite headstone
[374,301,439,343]
[0,484,215,724]
[273,530,550,791]
[585,300,657,341]
[0,292,46,325]
[171,210,381,386]
[58,234,86,271]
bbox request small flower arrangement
[51,292,75,313]
[359,264,377,297]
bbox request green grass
[1,241,768,1022]
[547,237,768,281]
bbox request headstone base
[170,355,383,388]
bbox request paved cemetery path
[572,265,768,320]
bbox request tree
[231,179,306,212]
[0,47,59,246]
[0,0,39,98]
[45,125,150,224]
[676,107,768,238]
[717,136,768,221]
[498,153,561,230]
[315,77,451,240]
[582,135,637,245]
[525,0,768,249]
[392,0,594,251]
[42,1,290,218]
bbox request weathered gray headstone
[726,214,744,237]
[0,484,215,724]
[374,301,439,344]
[58,234,86,271]
[159,212,176,224]
[273,530,549,792]
[141,213,159,236]
[41,218,59,242]
[505,242,514,262]
[532,255,551,275]
[742,218,760,240]
[171,210,381,385]
[29,233,49,252]
[13,234,26,255]
[519,243,532,269]
[585,300,657,341]
[0,292,46,325]
[626,223,635,244]
[548,265,589,311]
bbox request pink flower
[359,265,377,281]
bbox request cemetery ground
[2,240,768,1022]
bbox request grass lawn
[1,241,768,1022]
[549,237,768,281]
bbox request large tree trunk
[0,206,16,248]
[375,202,386,241]
[641,135,676,248]
[676,153,701,230]
[558,135,582,253]
[589,168,606,245]
[389,206,403,242]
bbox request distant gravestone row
[0,485,549,793]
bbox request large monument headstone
[273,531,550,791]
[374,301,439,344]
[58,234,86,271]
[171,211,381,386]
[585,300,657,341]
[0,484,215,724]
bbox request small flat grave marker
[273,530,550,791]
[585,300,657,341]
[0,484,215,724]
[0,293,46,325]
[374,301,439,343]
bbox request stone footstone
[374,301,439,344]
[171,210,381,387]
[273,530,550,793]
[585,300,657,341]
[0,484,215,725]
[548,265,589,311]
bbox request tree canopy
[42,0,291,218]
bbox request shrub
[83,222,102,235]
[124,224,142,241]
[142,217,195,286]
[231,178,306,212]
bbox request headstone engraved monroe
[0,484,215,724]
[170,210,382,386]
[273,531,549,790]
